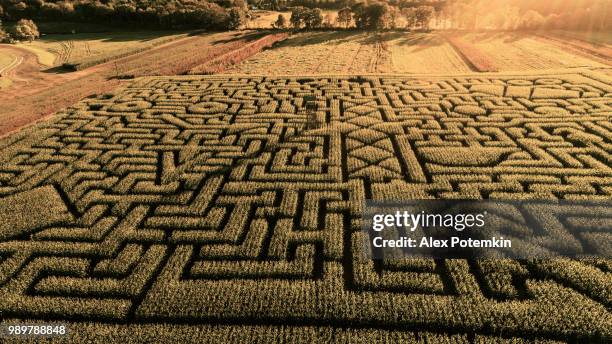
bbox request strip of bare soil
[444,34,498,72]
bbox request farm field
[227,31,608,75]
[0,24,610,341]
[0,71,610,341]
[0,31,278,135]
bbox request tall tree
[227,7,245,29]
[304,8,323,29]
[12,18,39,41]
[350,2,368,29]
[388,5,400,29]
[402,7,417,29]
[323,13,334,28]
[290,6,307,28]
[366,2,391,30]
[337,7,352,28]
[415,5,434,30]
[0,21,8,43]
[273,14,287,29]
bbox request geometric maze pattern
[0,73,610,341]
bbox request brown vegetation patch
[444,34,498,72]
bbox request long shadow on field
[42,66,74,74]
[36,32,187,44]
[259,31,442,52]
[383,32,445,52]
[274,31,368,48]
[469,31,531,44]
[211,31,271,44]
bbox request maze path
[0,72,610,340]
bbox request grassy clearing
[534,33,612,66]
[387,32,472,73]
[246,10,337,29]
[13,43,57,66]
[0,50,17,70]
[246,10,291,29]
[548,30,611,46]
[17,31,190,69]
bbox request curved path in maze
[0,71,610,341]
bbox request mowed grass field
[0,71,610,341]
[548,30,611,45]
[386,32,473,73]
[450,32,609,72]
[15,31,191,68]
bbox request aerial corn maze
[0,34,611,341]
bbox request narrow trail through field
[0,54,22,75]
[371,37,392,73]
[347,42,367,74]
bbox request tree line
[255,0,444,11]
[0,0,607,37]
[267,0,610,31]
[273,2,436,30]
[0,0,248,30]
